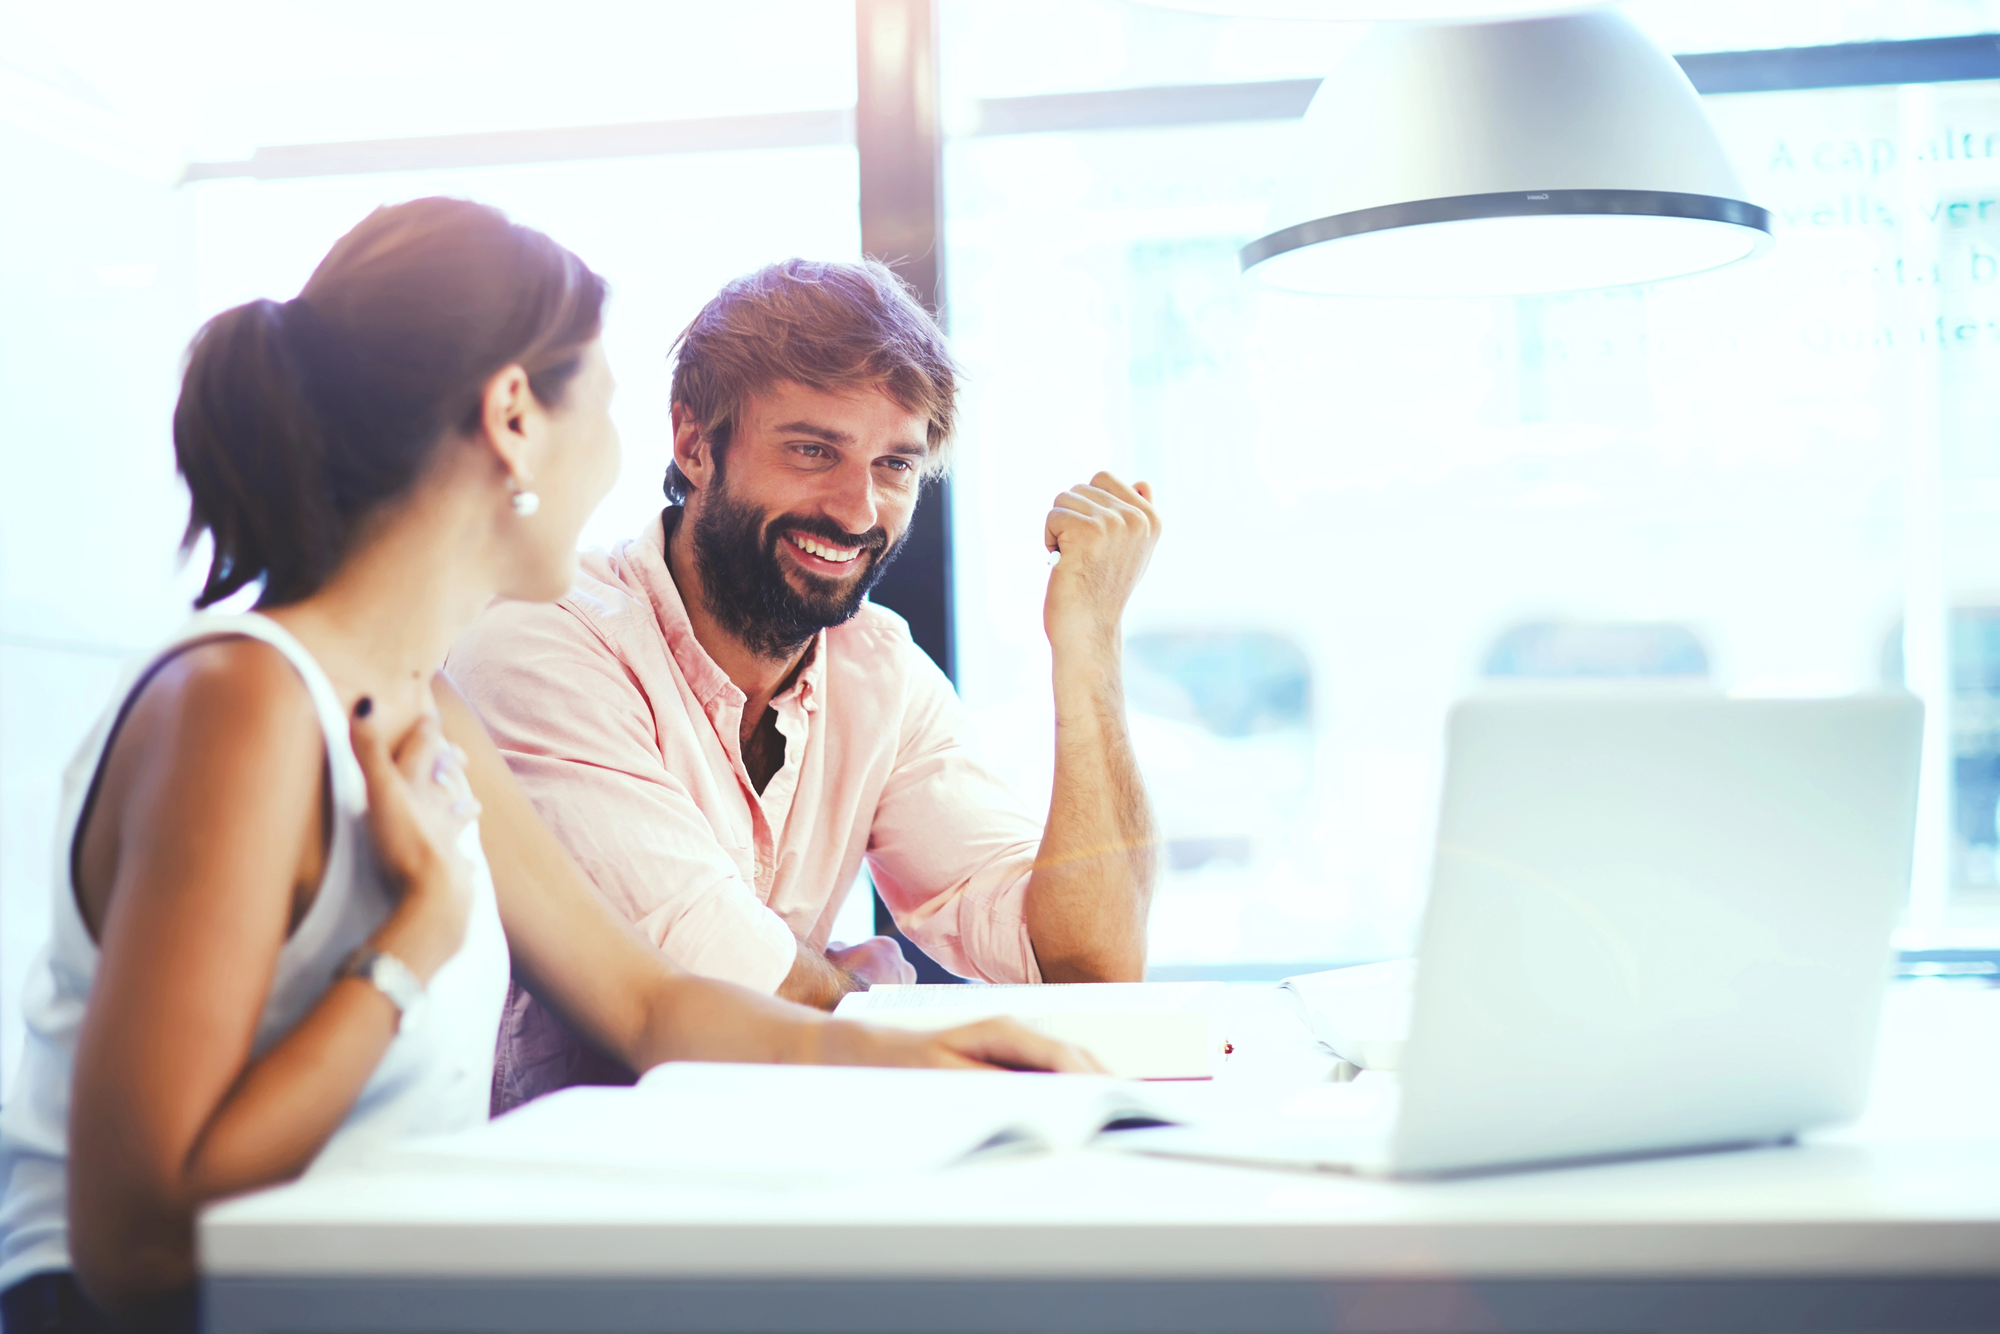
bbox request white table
[201,982,2000,1333]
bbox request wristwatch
[338,946,427,1032]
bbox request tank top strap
[50,608,371,974]
[172,612,367,817]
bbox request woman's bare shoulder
[116,635,328,793]
[75,635,330,937]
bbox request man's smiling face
[685,380,930,658]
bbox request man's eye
[795,444,826,459]
[880,458,913,473]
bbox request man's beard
[689,472,900,660]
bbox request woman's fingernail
[354,697,374,719]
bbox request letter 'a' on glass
[1239,9,1775,297]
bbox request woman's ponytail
[170,197,607,610]
[174,298,341,608]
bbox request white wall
[0,116,204,1095]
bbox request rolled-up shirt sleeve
[867,652,1045,985]
[448,601,797,995]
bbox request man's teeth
[794,535,860,563]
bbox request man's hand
[1044,472,1162,655]
[826,936,918,987]
[777,933,916,1010]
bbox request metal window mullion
[855,0,962,978]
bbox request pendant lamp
[1241,9,1772,297]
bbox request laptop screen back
[1390,694,1922,1177]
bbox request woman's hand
[823,1017,1108,1074]
[350,698,480,980]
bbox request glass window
[1888,609,2000,905]
[1482,622,1711,681]
[0,3,860,1094]
[941,32,2000,967]
[939,0,2000,102]
[1631,1,2000,55]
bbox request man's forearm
[775,936,863,1010]
[1026,643,1157,981]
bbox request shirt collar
[637,508,825,716]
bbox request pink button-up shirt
[448,513,1044,1109]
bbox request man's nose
[820,462,880,538]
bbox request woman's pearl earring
[509,479,541,517]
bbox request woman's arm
[436,679,1098,1074]
[70,642,475,1310]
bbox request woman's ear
[478,364,537,481]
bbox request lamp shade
[1241,10,1772,297]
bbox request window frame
[172,14,2000,977]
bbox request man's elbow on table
[1034,937,1149,985]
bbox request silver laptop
[1129,693,1923,1177]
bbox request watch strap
[339,946,425,1025]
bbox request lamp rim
[1239,188,1774,274]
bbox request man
[449,258,1162,1109]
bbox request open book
[1279,959,1414,1071]
[370,1062,1174,1185]
[835,982,1228,1080]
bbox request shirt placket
[706,689,774,894]
[758,692,812,886]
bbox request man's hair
[664,258,958,505]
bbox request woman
[0,198,1093,1331]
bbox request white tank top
[0,612,510,1289]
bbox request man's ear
[670,401,713,494]
[479,364,537,482]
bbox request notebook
[372,1062,1175,1185]
[834,981,1228,1079]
